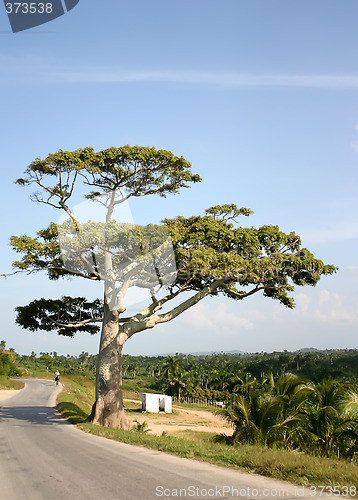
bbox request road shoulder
[0,389,23,402]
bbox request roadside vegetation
[2,343,358,489]
[55,374,358,490]
[0,377,24,390]
[0,342,24,389]
[217,373,358,461]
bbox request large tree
[7,145,335,429]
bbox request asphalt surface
[0,379,316,500]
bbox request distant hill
[295,348,356,354]
[155,349,246,357]
[154,347,356,357]
[295,347,320,353]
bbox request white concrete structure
[141,393,172,413]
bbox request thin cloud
[275,290,358,325]
[183,302,254,335]
[4,55,358,89]
[54,70,358,89]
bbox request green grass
[56,375,95,424]
[171,429,218,442]
[56,375,358,491]
[0,376,25,390]
[26,371,53,379]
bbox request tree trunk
[89,304,128,429]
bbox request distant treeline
[4,343,357,399]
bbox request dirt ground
[125,400,234,437]
[0,390,233,437]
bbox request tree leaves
[15,296,103,337]
[15,145,201,208]
[11,203,336,335]
[164,205,336,306]
[10,148,336,339]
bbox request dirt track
[126,400,234,436]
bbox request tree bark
[89,303,128,429]
[87,280,228,428]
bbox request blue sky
[0,1,357,356]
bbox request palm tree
[298,379,348,458]
[220,385,282,446]
[341,390,358,419]
[269,373,315,418]
[192,363,210,389]
[267,372,315,448]
[230,371,257,398]
[133,420,151,433]
[161,355,188,400]
[161,355,184,379]
[209,369,232,392]
[338,390,358,460]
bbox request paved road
[0,379,313,500]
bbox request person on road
[55,370,60,385]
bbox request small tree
[161,355,191,399]
[6,145,335,429]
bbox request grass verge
[0,376,25,390]
[57,375,95,424]
[57,375,358,491]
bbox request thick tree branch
[222,284,266,300]
[122,277,227,341]
[131,277,194,321]
[49,317,103,328]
